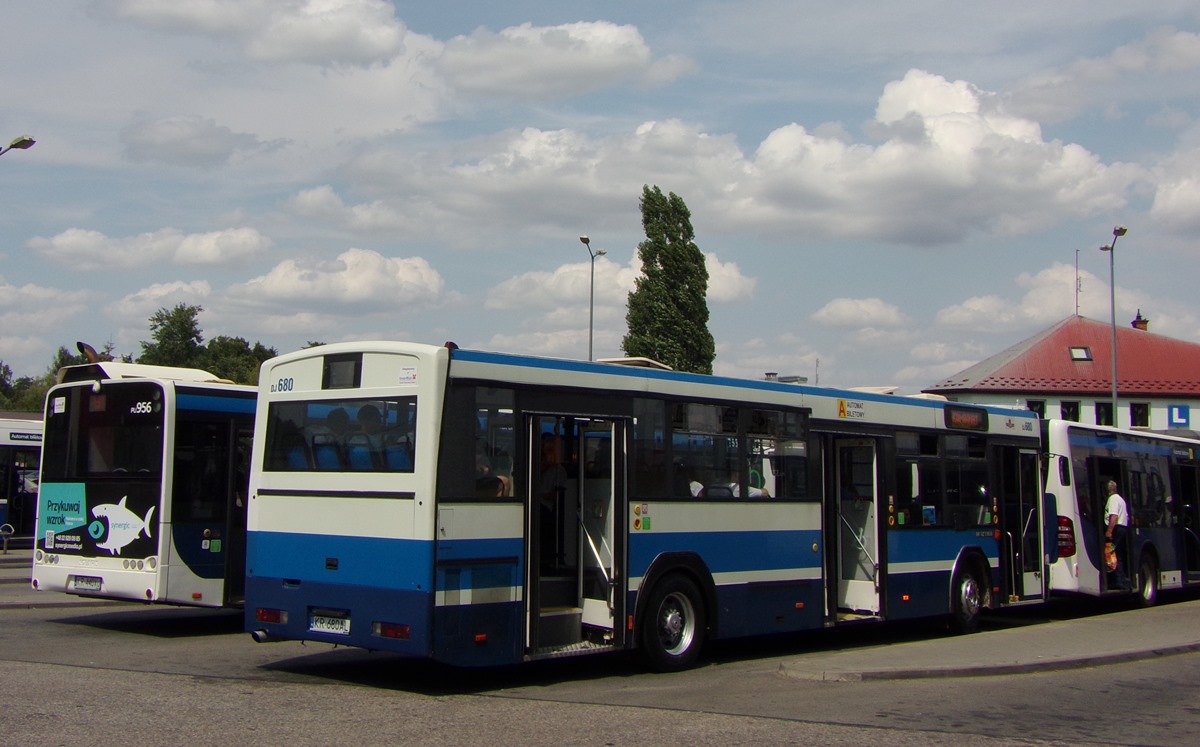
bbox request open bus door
[998,446,1045,603]
[834,439,881,618]
[1177,463,1200,584]
[998,446,1046,605]
[525,414,624,656]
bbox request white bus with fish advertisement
[32,360,255,607]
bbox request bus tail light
[255,607,288,624]
[372,622,411,640]
[1056,516,1076,558]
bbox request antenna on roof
[1074,248,1080,315]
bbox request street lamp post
[1099,225,1127,425]
[579,235,605,361]
[0,135,36,158]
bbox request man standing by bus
[1104,480,1130,590]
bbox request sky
[3,2,1200,394]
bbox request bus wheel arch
[634,554,715,671]
[949,551,990,634]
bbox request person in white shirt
[1104,480,1130,590]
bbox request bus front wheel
[640,574,706,672]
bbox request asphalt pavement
[4,542,1199,681]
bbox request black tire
[1137,554,1158,608]
[949,565,985,634]
[640,574,706,672]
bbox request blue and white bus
[1043,419,1200,606]
[1,415,42,536]
[246,342,1043,669]
[32,361,256,607]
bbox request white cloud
[108,280,213,323]
[1150,148,1200,233]
[0,277,91,336]
[438,21,693,98]
[1007,28,1200,123]
[935,262,1104,332]
[288,186,407,232]
[109,0,408,67]
[336,70,1141,250]
[176,228,273,264]
[28,228,271,270]
[704,253,757,303]
[121,115,277,167]
[813,298,907,328]
[227,248,444,309]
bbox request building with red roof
[924,313,1200,431]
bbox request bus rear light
[1056,516,1076,558]
[372,622,411,640]
[901,594,910,601]
[474,633,487,644]
[192,592,203,600]
[256,608,288,625]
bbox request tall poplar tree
[622,185,715,374]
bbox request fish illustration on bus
[90,497,155,555]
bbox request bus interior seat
[286,446,311,470]
[345,435,375,470]
[312,436,343,470]
[384,444,413,471]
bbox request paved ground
[5,541,1200,681]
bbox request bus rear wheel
[1137,554,1158,608]
[950,566,984,634]
[640,574,706,672]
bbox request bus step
[835,610,880,623]
[538,605,582,647]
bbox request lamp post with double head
[1099,225,1127,425]
[579,235,606,361]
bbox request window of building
[1130,402,1149,428]
[1095,401,1114,426]
[1069,346,1093,361]
[1026,400,1045,418]
[1060,401,1080,422]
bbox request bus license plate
[74,576,102,592]
[310,614,351,635]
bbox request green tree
[622,185,715,374]
[138,303,206,368]
[0,346,87,413]
[0,361,13,407]
[206,335,277,385]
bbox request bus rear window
[42,383,165,480]
[264,397,417,473]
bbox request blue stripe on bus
[177,392,256,414]
[628,529,822,577]
[451,348,1039,420]
[435,536,524,564]
[1067,429,1178,456]
[887,529,1000,562]
[247,531,434,588]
